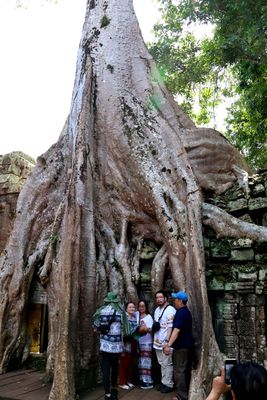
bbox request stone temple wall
[0,152,35,254]
[138,171,267,366]
[204,171,267,366]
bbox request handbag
[152,305,170,333]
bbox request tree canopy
[149,0,267,169]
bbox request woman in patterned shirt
[118,302,138,389]
[92,292,130,400]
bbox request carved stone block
[231,249,254,262]
[239,294,256,306]
[239,335,256,349]
[232,238,253,248]
[248,197,267,210]
[227,198,248,212]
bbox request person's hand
[139,324,147,334]
[163,345,172,355]
[206,368,231,400]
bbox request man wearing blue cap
[163,291,193,400]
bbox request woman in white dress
[137,300,154,389]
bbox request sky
[0,0,161,159]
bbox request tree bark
[203,203,267,241]
[0,1,266,399]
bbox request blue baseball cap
[171,291,189,301]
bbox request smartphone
[224,359,237,384]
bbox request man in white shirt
[153,290,176,393]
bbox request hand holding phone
[224,359,237,384]
[206,368,231,400]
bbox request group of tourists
[92,289,193,400]
[92,289,267,400]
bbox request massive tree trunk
[0,1,266,399]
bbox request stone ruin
[205,173,267,366]
[0,152,266,367]
[0,152,35,253]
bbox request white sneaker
[127,382,135,388]
[119,384,130,390]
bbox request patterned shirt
[94,304,123,353]
[124,313,138,353]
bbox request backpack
[99,309,116,334]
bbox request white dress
[137,313,154,384]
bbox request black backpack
[99,309,116,334]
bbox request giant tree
[150,0,267,169]
[0,1,266,400]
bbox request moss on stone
[107,64,114,73]
[210,239,231,259]
[100,15,110,28]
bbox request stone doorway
[28,278,48,354]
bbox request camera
[224,359,237,384]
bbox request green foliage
[50,234,58,246]
[100,15,110,28]
[150,0,267,169]
[107,64,114,73]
